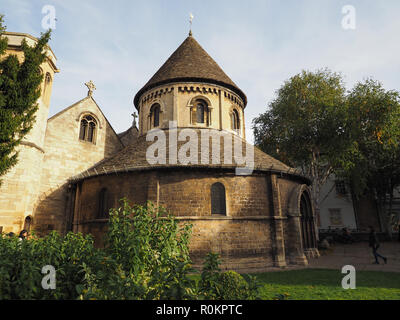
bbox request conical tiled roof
[70,128,309,183]
[134,35,247,108]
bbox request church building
[0,31,319,272]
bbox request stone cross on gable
[85,80,96,97]
[131,112,138,127]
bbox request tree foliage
[253,69,400,234]
[0,14,51,183]
[253,69,349,214]
[344,79,400,233]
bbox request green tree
[0,14,51,183]
[344,79,400,236]
[252,69,349,221]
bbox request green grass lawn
[251,268,400,300]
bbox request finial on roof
[85,80,96,97]
[189,13,194,36]
[131,112,138,127]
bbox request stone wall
[187,218,274,273]
[156,170,270,217]
[0,145,45,233]
[138,83,245,139]
[74,171,150,224]
[75,170,272,220]
[33,97,123,235]
[72,169,311,272]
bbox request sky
[2,0,400,142]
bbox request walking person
[368,226,387,264]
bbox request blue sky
[2,0,400,142]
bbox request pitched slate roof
[134,35,247,108]
[70,128,308,183]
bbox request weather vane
[189,13,194,36]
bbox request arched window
[43,72,52,103]
[300,192,317,249]
[88,121,96,142]
[79,115,97,143]
[79,119,88,140]
[98,188,109,218]
[197,102,205,123]
[211,182,226,215]
[150,104,161,128]
[231,109,240,131]
[24,216,32,232]
[191,99,210,125]
[45,72,52,86]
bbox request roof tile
[134,35,247,108]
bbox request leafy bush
[79,199,196,300]
[198,252,261,300]
[218,271,253,300]
[0,199,260,300]
[0,231,98,299]
[198,252,221,299]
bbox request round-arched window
[211,182,226,215]
[43,72,52,103]
[231,109,240,131]
[197,102,205,123]
[191,99,210,125]
[150,104,161,128]
[97,188,109,218]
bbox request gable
[40,96,124,190]
[47,97,122,147]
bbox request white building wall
[319,177,357,230]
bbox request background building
[318,176,400,234]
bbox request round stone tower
[70,33,319,272]
[134,33,247,138]
[0,32,59,234]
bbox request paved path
[307,241,400,273]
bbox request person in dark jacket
[18,229,28,241]
[368,226,387,264]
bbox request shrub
[0,231,98,299]
[79,199,196,300]
[0,200,260,300]
[198,252,261,300]
[218,271,252,300]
